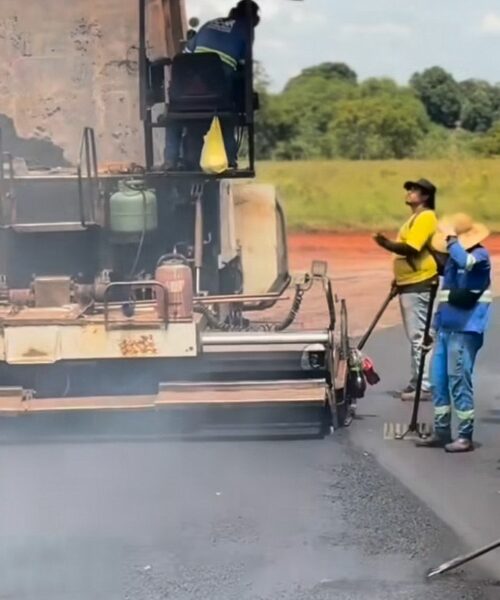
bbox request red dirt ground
[264,233,500,338]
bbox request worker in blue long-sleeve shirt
[184,0,258,69]
[416,213,492,452]
[164,1,260,170]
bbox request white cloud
[481,12,500,34]
[289,7,325,27]
[258,39,287,52]
[258,0,285,20]
[187,0,284,21]
[187,1,232,20]
[340,22,412,38]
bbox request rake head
[383,421,433,441]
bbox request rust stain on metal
[119,334,158,357]
[22,347,48,358]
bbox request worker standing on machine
[164,0,260,170]
[373,179,439,402]
[416,214,492,452]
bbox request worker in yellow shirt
[374,178,439,401]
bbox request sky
[188,0,500,92]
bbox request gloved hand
[373,233,389,248]
[421,335,434,353]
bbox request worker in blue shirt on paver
[416,213,492,453]
[164,1,260,170]
[184,1,258,70]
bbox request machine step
[0,379,327,414]
[157,379,327,406]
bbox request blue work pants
[430,330,483,440]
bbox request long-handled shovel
[427,537,500,578]
[357,285,398,352]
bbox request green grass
[256,159,500,232]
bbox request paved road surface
[1,298,499,600]
[348,299,500,582]
[0,418,496,599]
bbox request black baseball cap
[232,1,260,22]
[404,178,437,208]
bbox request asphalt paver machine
[0,0,373,436]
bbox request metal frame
[139,0,155,169]
[0,127,15,227]
[76,127,99,227]
[102,280,169,329]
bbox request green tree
[459,79,496,132]
[491,84,500,116]
[253,60,270,93]
[359,77,399,97]
[253,61,500,161]
[410,67,462,128]
[253,61,291,159]
[413,124,477,159]
[330,94,429,159]
[284,62,358,92]
[255,94,297,159]
[268,75,360,159]
[472,122,500,156]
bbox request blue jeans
[430,330,483,440]
[399,291,432,392]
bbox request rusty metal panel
[4,326,61,364]
[1,321,198,364]
[232,183,281,295]
[0,1,144,165]
[1,1,189,166]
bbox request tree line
[253,62,500,160]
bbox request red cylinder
[155,260,193,321]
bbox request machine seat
[167,53,236,117]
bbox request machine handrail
[0,128,16,226]
[77,127,99,227]
[102,280,169,330]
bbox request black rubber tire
[335,299,353,428]
[334,387,350,428]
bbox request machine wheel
[339,299,349,361]
[335,299,354,428]
[334,386,356,428]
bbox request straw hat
[431,212,490,253]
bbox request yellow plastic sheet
[200,116,228,174]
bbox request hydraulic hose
[194,283,306,333]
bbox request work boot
[402,384,414,394]
[396,384,413,398]
[162,160,177,171]
[445,438,474,453]
[401,389,432,402]
[415,432,451,448]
